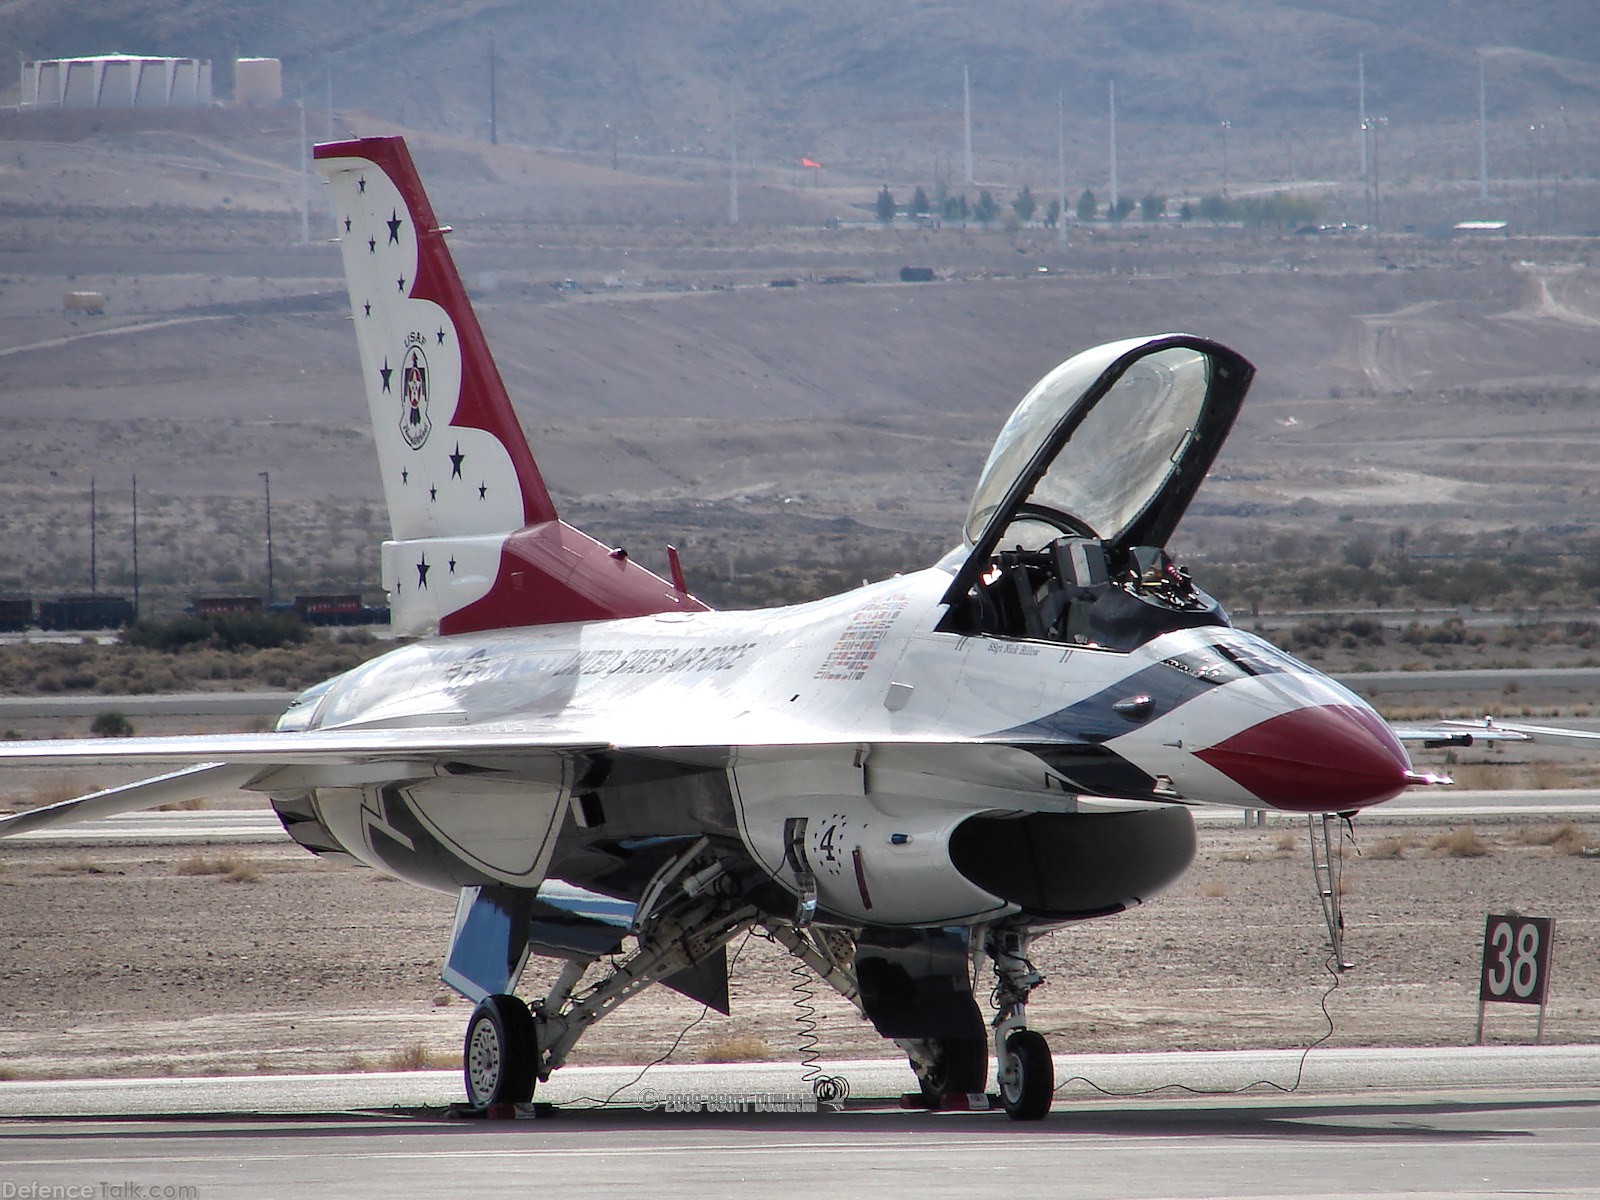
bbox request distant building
[20,55,213,109]
[233,57,283,106]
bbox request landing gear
[448,843,756,1112]
[998,1029,1053,1120]
[463,993,537,1108]
[915,1036,990,1103]
[985,925,1053,1121]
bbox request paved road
[2,1052,1597,1198]
[0,691,295,719]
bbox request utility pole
[1530,123,1544,233]
[260,471,274,607]
[131,473,139,619]
[1358,52,1367,181]
[1056,90,1067,246]
[1220,119,1231,199]
[298,88,309,245]
[963,64,973,185]
[1478,53,1489,204]
[728,87,739,225]
[489,37,498,145]
[1365,116,1387,235]
[1108,80,1118,217]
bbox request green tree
[1011,185,1037,222]
[942,193,968,222]
[1139,193,1167,221]
[875,186,896,222]
[1178,200,1194,221]
[910,185,931,216]
[1233,193,1322,228]
[1110,196,1135,222]
[1075,188,1097,223]
[1043,198,1061,228]
[1197,193,1232,224]
[973,189,1000,224]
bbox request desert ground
[1,808,1595,1084]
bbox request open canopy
[945,334,1253,607]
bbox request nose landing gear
[987,927,1054,1121]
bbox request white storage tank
[233,57,283,106]
[20,55,213,108]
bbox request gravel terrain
[2,812,1595,1085]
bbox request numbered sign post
[1477,914,1555,1044]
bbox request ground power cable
[1049,950,1344,1100]
[1047,817,1362,1099]
[567,927,757,1110]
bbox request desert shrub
[174,854,261,882]
[1516,822,1594,855]
[89,710,134,737]
[699,1031,773,1062]
[386,1042,452,1071]
[1429,827,1493,858]
[1364,836,1413,860]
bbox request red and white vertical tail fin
[314,137,706,635]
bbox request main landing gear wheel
[917,1036,990,1103]
[463,993,537,1108]
[998,1029,1053,1121]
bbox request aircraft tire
[463,993,537,1108]
[917,1036,990,1101]
[999,1029,1053,1121]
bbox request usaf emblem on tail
[401,331,432,450]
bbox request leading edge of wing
[1437,717,1600,748]
[0,763,258,837]
[0,725,611,769]
[1391,719,1533,748]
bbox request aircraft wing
[0,764,261,837]
[1434,717,1600,748]
[1390,719,1533,748]
[0,723,997,839]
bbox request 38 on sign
[1479,915,1554,1005]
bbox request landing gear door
[941,334,1254,610]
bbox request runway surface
[12,787,1600,845]
[2,1052,1598,1198]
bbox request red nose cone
[1195,704,1415,812]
